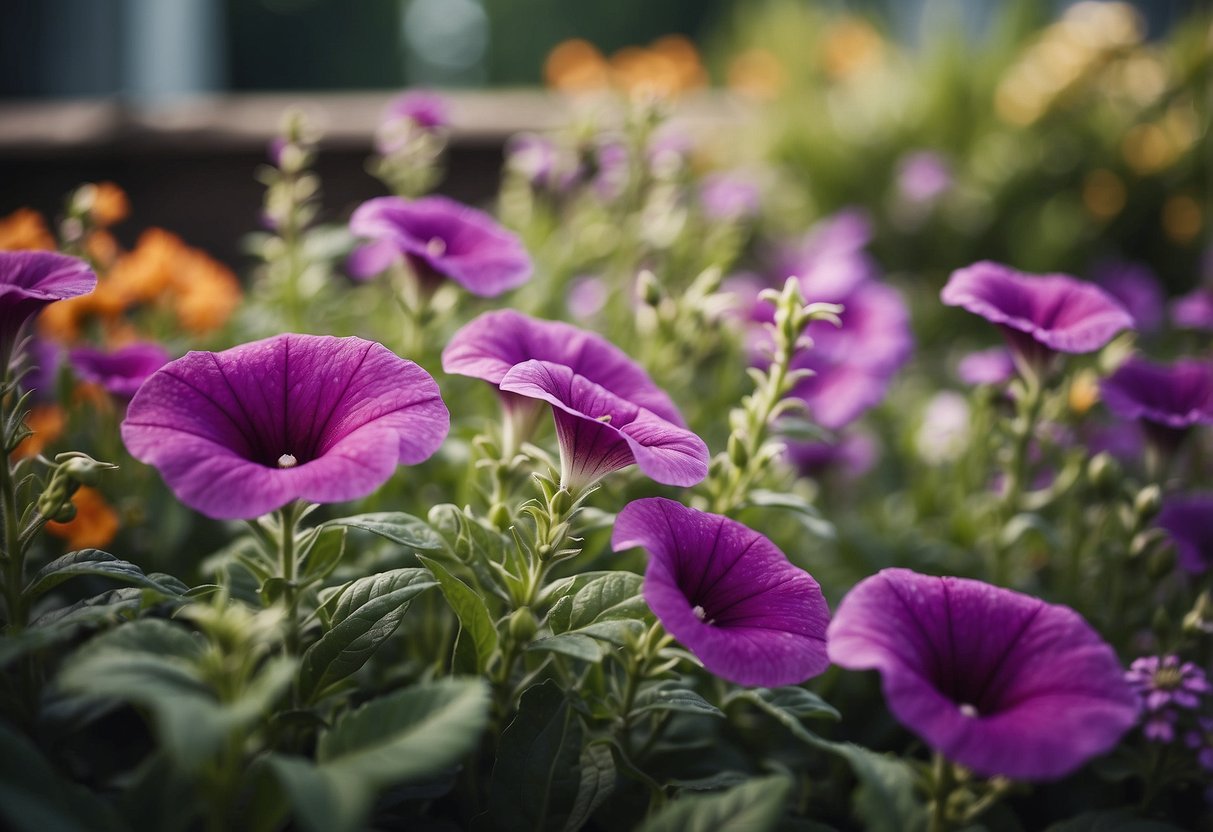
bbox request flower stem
[277,501,304,656]
[995,376,1045,585]
[928,752,955,832]
[1,376,26,633]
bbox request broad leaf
[527,633,603,663]
[637,775,791,832]
[563,742,615,832]
[484,681,584,832]
[25,550,187,599]
[323,512,443,551]
[418,556,498,673]
[564,572,646,632]
[634,687,724,718]
[298,569,436,702]
[726,686,840,724]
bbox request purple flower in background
[1093,261,1165,334]
[699,172,762,222]
[70,341,170,399]
[1126,655,1210,713]
[1100,357,1213,451]
[348,196,532,296]
[1186,717,1213,772]
[786,430,878,480]
[789,280,913,430]
[505,133,581,193]
[1171,287,1213,332]
[828,568,1139,781]
[499,360,707,491]
[121,334,449,520]
[958,347,1016,386]
[1156,494,1213,573]
[612,497,830,687]
[646,126,693,177]
[375,91,449,155]
[778,209,878,304]
[592,140,631,202]
[0,251,96,369]
[942,262,1134,377]
[267,137,288,168]
[25,338,63,401]
[567,276,607,321]
[896,151,953,204]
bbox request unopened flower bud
[1134,485,1162,522]
[727,433,749,468]
[550,487,573,517]
[1182,591,1213,635]
[1086,452,1120,495]
[489,502,511,530]
[507,607,538,643]
[55,452,119,487]
[637,270,662,307]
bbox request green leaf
[417,556,498,673]
[0,721,124,832]
[301,526,346,581]
[298,569,436,702]
[636,775,791,832]
[1045,811,1188,831]
[726,686,840,724]
[634,687,724,718]
[25,550,187,599]
[270,678,490,832]
[563,742,615,832]
[527,632,603,663]
[484,680,584,832]
[323,512,443,551]
[742,490,835,541]
[564,572,647,632]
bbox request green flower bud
[507,607,538,643]
[1134,485,1162,523]
[727,434,749,468]
[1086,452,1121,496]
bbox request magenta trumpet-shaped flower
[70,341,171,399]
[612,497,830,687]
[1101,357,1213,442]
[121,334,449,520]
[0,251,96,369]
[942,262,1133,376]
[347,195,532,296]
[957,346,1016,387]
[499,361,706,491]
[777,209,878,304]
[828,568,1139,781]
[1157,494,1213,574]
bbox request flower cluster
[1126,655,1211,743]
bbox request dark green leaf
[565,573,646,631]
[324,512,443,551]
[25,550,186,599]
[485,681,584,832]
[727,686,840,724]
[563,742,615,832]
[527,633,603,663]
[417,556,498,673]
[637,775,791,832]
[298,569,436,702]
[301,526,346,581]
[634,687,724,718]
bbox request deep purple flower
[1126,655,1210,712]
[25,338,63,401]
[347,196,532,296]
[699,172,762,222]
[442,309,685,425]
[828,568,1139,781]
[1144,710,1178,743]
[612,497,830,687]
[0,251,96,369]
[957,347,1016,386]
[786,430,878,480]
[70,341,171,399]
[499,360,706,491]
[942,262,1134,376]
[896,151,953,204]
[788,280,913,430]
[121,334,449,520]
[777,209,878,304]
[1171,287,1213,332]
[1100,357,1213,451]
[1157,494,1213,573]
[1093,261,1165,334]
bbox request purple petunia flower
[1100,357,1213,451]
[121,334,449,520]
[699,172,762,223]
[0,251,96,370]
[375,91,449,155]
[1157,494,1213,573]
[778,209,878,304]
[347,195,532,296]
[896,151,953,204]
[942,261,1134,377]
[788,280,914,430]
[957,346,1016,386]
[828,568,1139,781]
[1171,287,1213,332]
[612,497,830,687]
[786,429,878,480]
[1093,260,1165,334]
[70,341,171,400]
[25,338,63,401]
[505,133,582,193]
[499,360,707,492]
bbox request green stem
[277,502,304,656]
[928,753,954,832]
[1,376,26,632]
[995,377,1045,585]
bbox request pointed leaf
[636,775,791,832]
[563,742,615,832]
[25,550,186,599]
[417,556,498,673]
[323,512,443,551]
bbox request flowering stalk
[994,372,1046,585]
[705,278,841,514]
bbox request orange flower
[88,182,129,227]
[45,486,120,550]
[545,39,610,92]
[107,228,185,306]
[0,208,55,251]
[12,405,66,460]
[727,49,786,100]
[84,230,121,269]
[172,250,242,333]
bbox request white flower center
[958,703,978,718]
[277,453,298,469]
[692,605,707,621]
[426,236,447,257]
